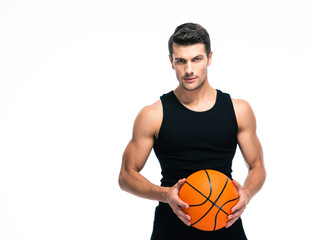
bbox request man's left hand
[226,180,249,228]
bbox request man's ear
[207,51,213,67]
[169,55,175,70]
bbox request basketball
[178,169,239,231]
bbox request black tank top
[153,89,238,187]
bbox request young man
[119,23,266,239]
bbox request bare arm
[226,99,266,227]
[118,101,191,225]
[119,102,166,200]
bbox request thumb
[232,179,243,192]
[176,178,187,190]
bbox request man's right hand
[165,178,191,226]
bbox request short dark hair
[168,23,211,58]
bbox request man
[119,23,266,239]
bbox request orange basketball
[179,169,239,231]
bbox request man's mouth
[184,77,196,83]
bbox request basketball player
[119,23,266,239]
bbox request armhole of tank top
[223,93,239,133]
[155,95,166,142]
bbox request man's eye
[194,57,201,62]
[176,59,185,64]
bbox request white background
[1,0,309,239]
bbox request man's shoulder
[231,98,251,110]
[139,100,162,118]
[134,100,163,138]
[135,100,162,127]
[231,98,256,130]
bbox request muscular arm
[235,99,266,200]
[118,102,191,225]
[119,102,166,201]
[226,99,266,227]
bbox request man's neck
[173,83,217,112]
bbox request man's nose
[185,62,193,76]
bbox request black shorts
[151,202,247,240]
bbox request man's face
[170,43,212,91]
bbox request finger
[173,179,189,209]
[171,204,191,226]
[226,207,245,228]
[226,216,238,228]
[175,207,191,223]
[231,198,246,213]
[232,179,243,191]
[170,189,189,209]
[231,180,246,213]
[229,205,246,220]
[176,197,189,209]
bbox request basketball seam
[190,172,229,228]
[213,196,239,231]
[184,182,210,207]
[184,170,213,207]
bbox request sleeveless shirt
[153,89,238,187]
[151,89,247,240]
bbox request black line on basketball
[185,181,226,211]
[191,200,215,226]
[218,196,239,216]
[191,176,229,227]
[204,169,213,199]
[184,170,213,207]
[185,181,213,207]
[213,196,239,231]
[213,176,229,208]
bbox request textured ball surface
[179,169,239,231]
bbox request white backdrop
[1,0,309,239]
